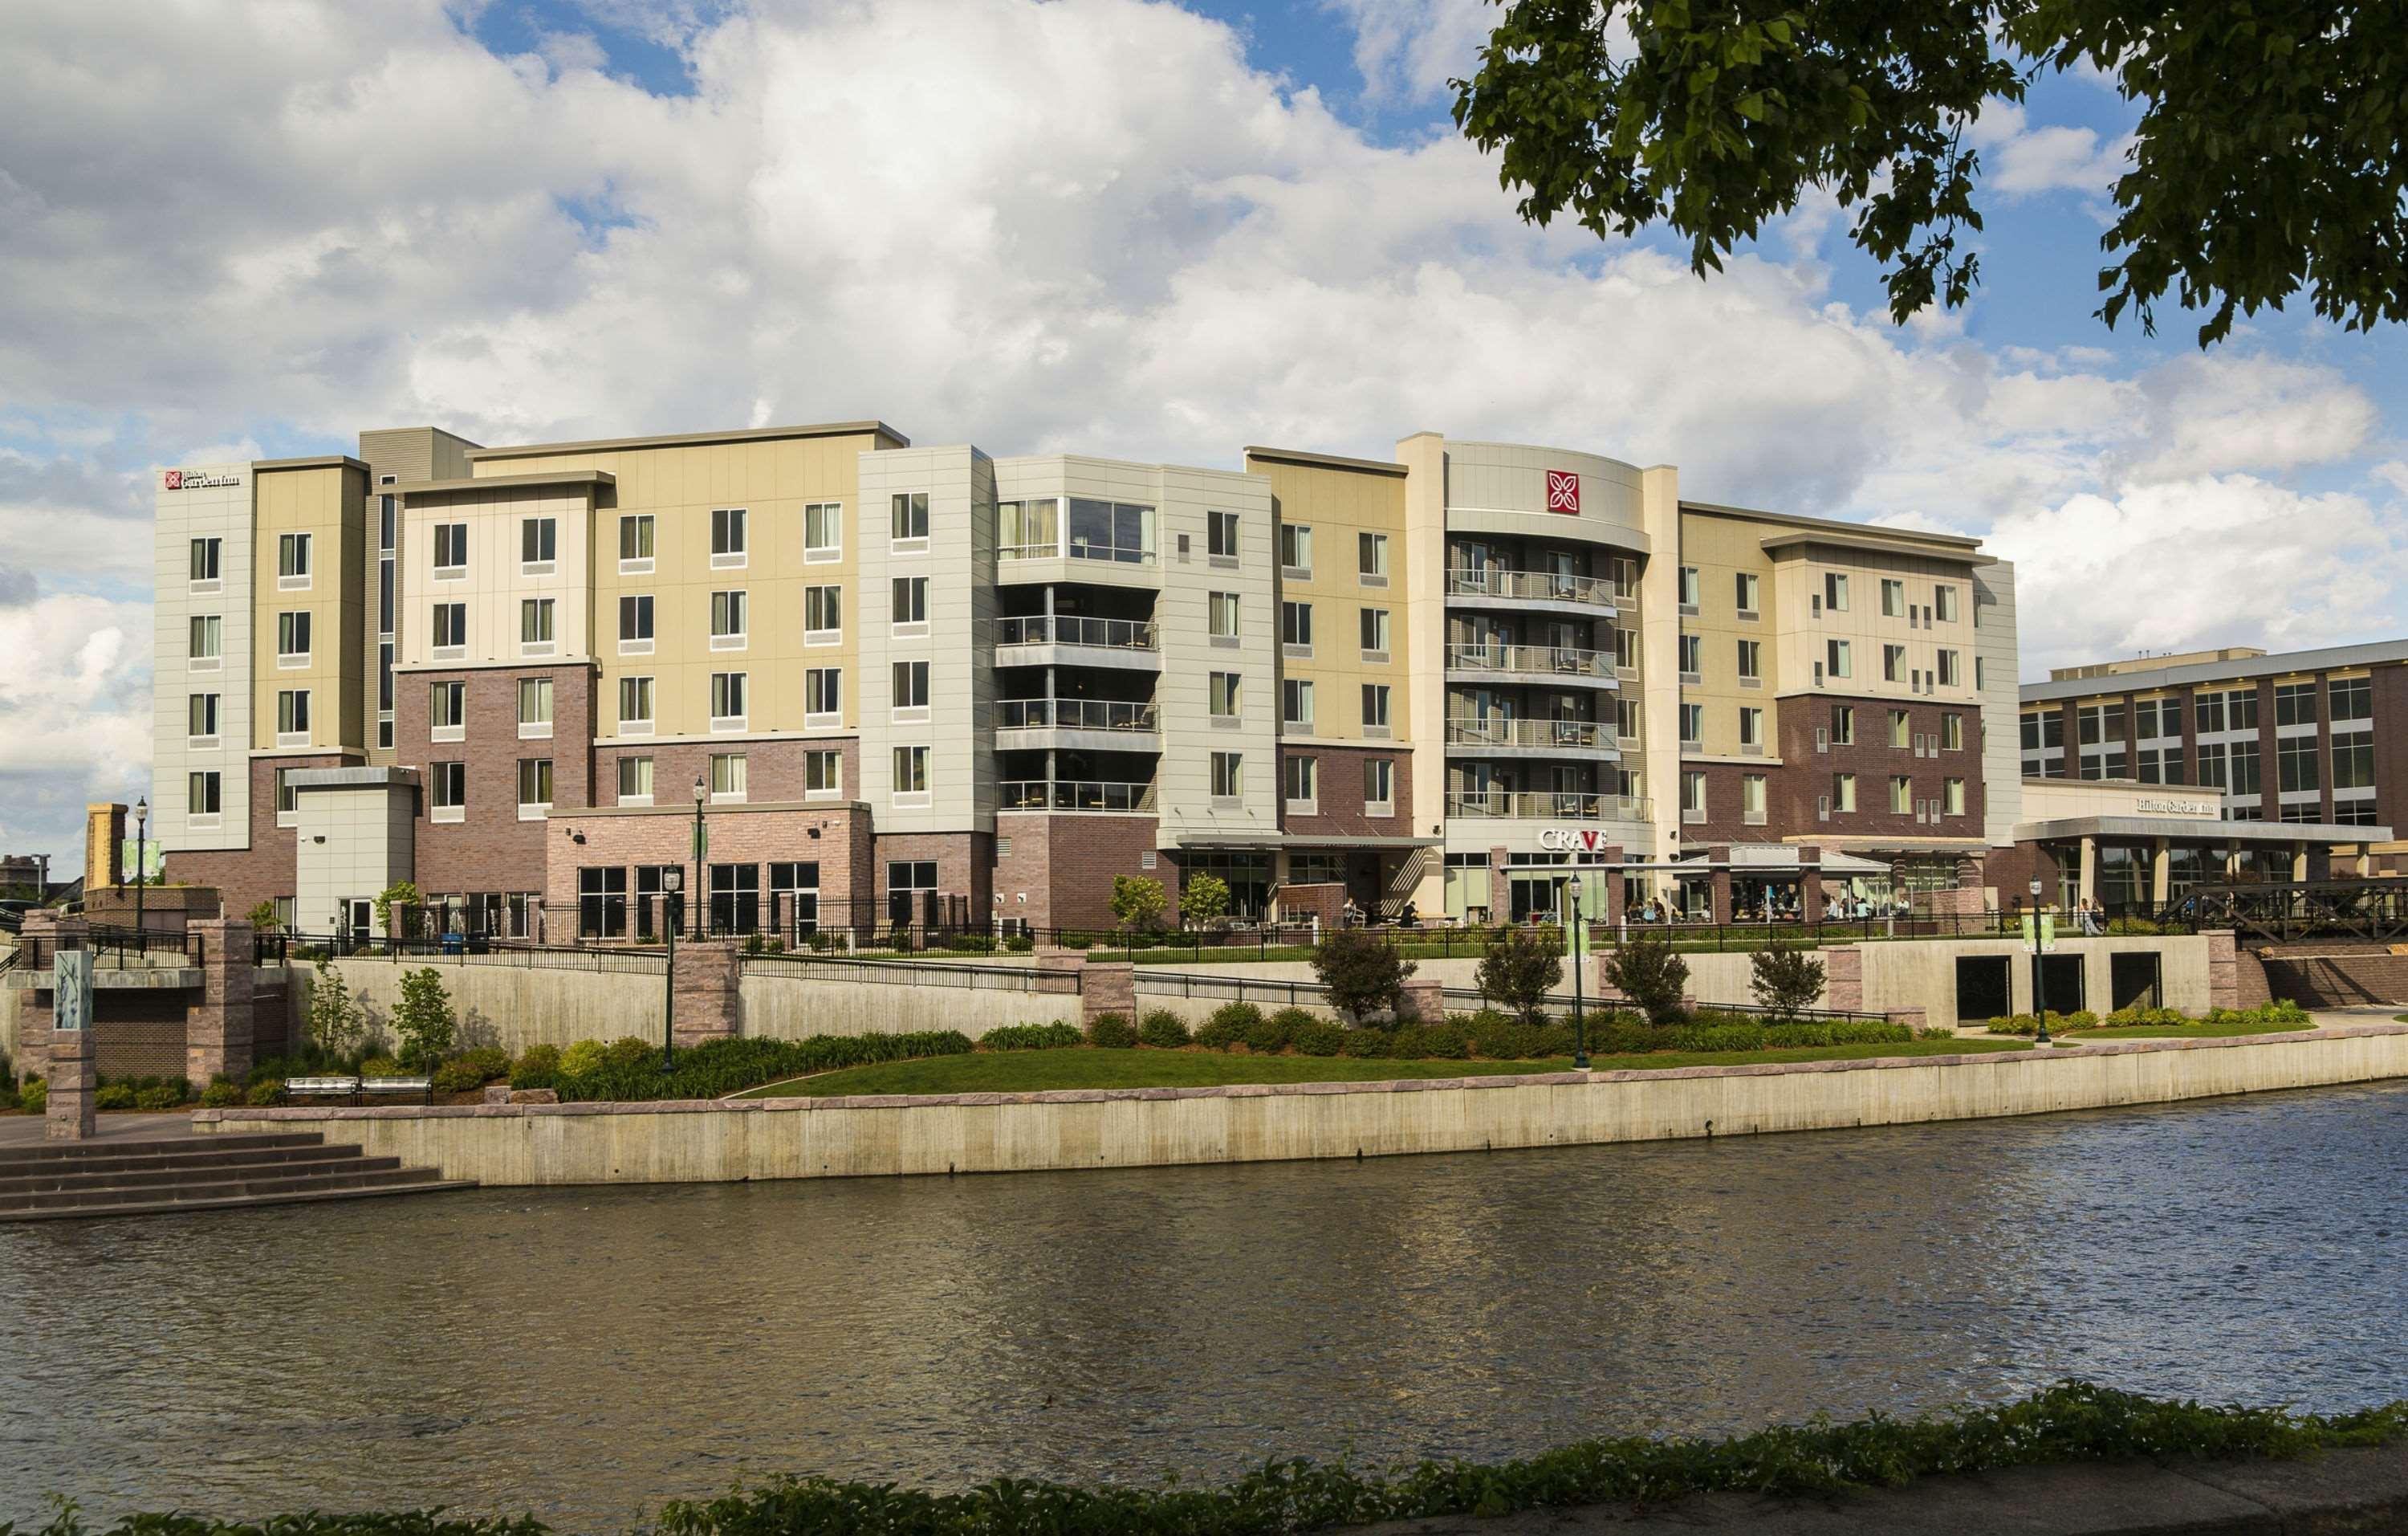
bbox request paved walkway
[0,1113,194,1148]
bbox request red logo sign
[1545,469,1579,514]
[163,469,181,490]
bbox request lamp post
[691,774,708,941]
[2030,877,2052,1045]
[1568,881,1589,1069]
[132,797,148,939]
[661,865,682,1072]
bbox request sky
[2,0,2404,869]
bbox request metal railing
[994,614,1157,650]
[1136,969,1331,1009]
[1445,790,1651,821]
[739,951,1080,992]
[1446,568,1617,609]
[14,925,205,972]
[272,932,669,972]
[996,698,1160,733]
[1444,642,1614,679]
[1445,717,1613,751]
[998,779,1159,813]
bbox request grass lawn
[2052,1020,2311,1041]
[733,1038,2035,1098]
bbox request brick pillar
[1081,961,1135,1025]
[1601,845,1625,925]
[84,802,125,894]
[1823,945,1864,1012]
[47,947,96,1141]
[1709,846,1733,924]
[1800,845,1824,923]
[187,917,255,1087]
[2205,928,2240,1012]
[1487,845,1510,922]
[1400,975,1445,1025]
[670,939,741,1047]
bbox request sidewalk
[0,1112,194,1148]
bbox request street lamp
[661,865,682,1072]
[691,775,708,941]
[2030,877,2052,1045]
[1568,882,1589,1069]
[132,797,148,939]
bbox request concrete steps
[0,1134,474,1221]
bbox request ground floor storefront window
[1181,853,1270,919]
[579,866,628,939]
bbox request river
[5,1082,2406,1530]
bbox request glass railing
[998,779,1159,813]
[1444,717,1612,750]
[994,615,1158,650]
[1447,568,1617,608]
[1444,642,1613,678]
[1444,790,1652,821]
[996,699,1160,733]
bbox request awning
[2012,816,2393,844]
[1666,846,1891,877]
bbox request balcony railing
[1445,642,1614,679]
[1445,717,1613,751]
[1445,790,1652,821]
[994,615,1157,650]
[996,698,1160,733]
[1447,568,1617,608]
[999,779,1160,813]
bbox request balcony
[1444,717,1620,760]
[1447,568,1618,617]
[998,779,1159,813]
[1444,642,1617,688]
[993,613,1161,672]
[996,697,1161,751]
[1445,790,1651,822]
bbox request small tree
[246,899,280,932]
[1749,944,1826,1021]
[1476,925,1563,1025]
[1602,931,1690,1025]
[1181,872,1231,927]
[373,880,422,938]
[391,966,458,1070]
[1108,874,1168,934]
[304,954,364,1061]
[1313,927,1414,1024]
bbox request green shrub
[982,1021,1085,1051]
[1537,1018,1581,1056]
[246,1080,283,1106]
[1917,1025,1957,1040]
[1602,933,1690,1025]
[1293,1018,1346,1056]
[391,966,458,1070]
[1339,1028,1391,1057]
[1137,1010,1191,1049]
[604,1037,655,1069]
[431,1059,490,1094]
[199,1079,244,1109]
[1248,1007,1313,1054]
[1196,1002,1261,1050]
[1476,925,1564,1025]
[551,1030,976,1102]
[20,1077,47,1114]
[1393,1021,1469,1060]
[452,1046,511,1082]
[559,1039,608,1078]
[1313,927,1415,1021]
[1669,1022,1767,1053]
[1085,1012,1138,1049]
[1003,934,1035,952]
[359,1055,409,1079]
[95,1082,136,1111]
[511,1042,563,1088]
[134,1082,185,1110]
[2064,1009,2100,1030]
[1467,1010,1544,1061]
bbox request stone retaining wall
[195,1025,2408,1188]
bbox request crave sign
[1545,468,1580,514]
[162,469,242,491]
[1537,827,1617,854]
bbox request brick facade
[542,801,877,937]
[594,736,861,810]
[990,813,1164,931]
[874,830,992,929]
[171,751,357,919]
[397,662,595,898]
[1277,744,1413,840]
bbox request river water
[5,1082,2406,1530]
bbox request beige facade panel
[1248,450,1413,745]
[252,462,368,757]
[466,420,907,463]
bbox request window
[1205,670,1243,721]
[1739,706,1763,748]
[1359,606,1390,658]
[710,752,747,800]
[2227,688,2260,732]
[189,536,222,584]
[1209,509,1240,561]
[577,866,628,939]
[619,514,654,567]
[1358,532,1389,584]
[890,491,929,544]
[188,614,222,666]
[1737,639,1761,681]
[1889,708,1911,748]
[1881,578,1905,617]
[1826,639,1852,678]
[2276,682,2317,727]
[518,677,553,737]
[1882,643,1906,682]
[429,680,466,736]
[618,675,653,731]
[1942,711,1963,751]
[270,609,310,664]
[803,502,843,561]
[188,769,222,817]
[2195,691,2226,734]
[278,532,311,585]
[1739,774,1766,822]
[1284,754,1317,809]
[433,523,468,572]
[516,758,553,817]
[1937,650,1960,688]
[2197,740,2229,788]
[710,506,747,565]
[1832,704,1856,745]
[520,598,555,650]
[520,516,556,569]
[2278,735,2320,793]
[2332,676,2373,723]
[429,761,464,818]
[886,859,938,925]
[1678,566,1702,609]
[710,671,748,727]
[617,756,653,805]
[1616,696,1641,740]
[1283,678,1315,729]
[619,593,654,648]
[187,693,219,740]
[2336,738,2377,792]
[1612,626,1638,672]
[1945,777,1966,815]
[710,589,748,647]
[1362,683,1392,733]
[805,666,842,722]
[1208,591,1240,642]
[893,744,929,797]
[1935,585,1959,623]
[1678,634,1702,678]
[891,576,928,629]
[1681,770,1706,820]
[804,750,841,797]
[1824,572,1849,612]
[275,767,299,821]
[1279,524,1312,575]
[432,602,467,650]
[1365,758,1394,813]
[276,688,310,740]
[1832,772,1857,813]
[804,585,842,641]
[1680,702,1703,744]
[1066,498,1153,564]
[2230,740,2262,798]
[1210,751,1244,800]
[893,660,929,712]
[1735,572,1760,614]
[1887,775,1911,813]
[1280,600,1312,653]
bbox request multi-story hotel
[163,414,2323,939]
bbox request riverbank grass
[734,1037,2033,1098]
[2059,1020,2308,1041]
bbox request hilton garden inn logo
[163,468,242,491]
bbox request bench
[283,1076,361,1102]
[360,1076,433,1106]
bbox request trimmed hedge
[1086,1012,1138,1049]
[1137,1010,1191,1049]
[981,1022,1084,1052]
[1195,1002,1260,1051]
[551,1031,976,1102]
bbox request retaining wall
[195,1024,2408,1188]
[2259,947,2408,1009]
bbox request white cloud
[1969,102,2133,200]
[1321,0,1492,104]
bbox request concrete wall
[738,972,1078,1038]
[196,1023,2408,1186]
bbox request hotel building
[151,414,2130,938]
